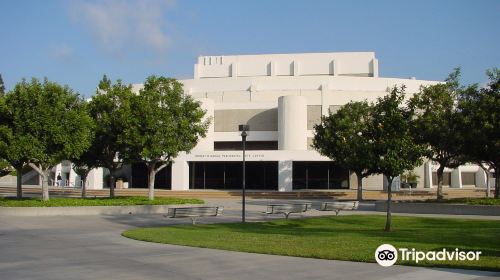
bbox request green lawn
[0,196,203,207]
[123,215,500,271]
[425,198,500,206]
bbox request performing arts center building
[45,52,494,192]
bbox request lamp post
[238,124,249,223]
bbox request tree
[313,101,376,201]
[126,76,209,200]
[0,81,38,198]
[408,69,466,200]
[459,68,500,198]
[370,86,425,231]
[87,75,134,198]
[71,103,97,198]
[0,74,5,95]
[5,78,93,200]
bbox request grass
[0,196,204,207]
[423,198,500,206]
[123,215,500,271]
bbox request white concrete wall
[192,98,215,152]
[195,52,378,79]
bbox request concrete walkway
[0,199,499,280]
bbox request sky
[1,0,499,97]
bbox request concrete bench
[167,206,223,224]
[319,201,359,215]
[266,203,312,219]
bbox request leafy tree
[459,68,500,198]
[0,74,5,95]
[370,86,425,231]
[408,69,466,200]
[71,103,97,198]
[5,78,93,200]
[0,80,39,198]
[126,76,209,200]
[87,75,134,198]
[313,101,376,201]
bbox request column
[278,160,293,192]
[475,169,487,188]
[171,160,189,190]
[87,167,104,190]
[371,58,379,77]
[424,162,433,188]
[278,95,307,150]
[451,167,462,188]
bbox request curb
[0,204,203,216]
[374,201,500,216]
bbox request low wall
[0,204,198,216]
[375,201,500,216]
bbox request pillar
[278,160,293,192]
[87,167,104,190]
[171,160,189,190]
[371,58,379,77]
[476,169,487,188]
[278,95,307,150]
[424,162,432,188]
[451,167,462,188]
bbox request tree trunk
[28,163,50,201]
[81,175,87,198]
[436,165,445,200]
[147,163,156,201]
[41,169,49,201]
[356,172,363,201]
[108,172,115,198]
[385,176,393,232]
[16,167,22,199]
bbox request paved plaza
[0,199,499,280]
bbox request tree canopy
[313,101,376,200]
[408,68,466,199]
[370,86,425,231]
[87,75,135,197]
[126,76,210,199]
[459,68,500,198]
[4,78,93,200]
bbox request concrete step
[0,186,492,200]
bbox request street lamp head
[239,124,249,137]
[238,124,249,132]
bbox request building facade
[40,52,494,191]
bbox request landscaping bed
[0,196,203,207]
[123,215,500,271]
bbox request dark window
[461,172,476,185]
[214,141,278,151]
[292,161,349,190]
[189,161,278,190]
[131,162,171,189]
[432,172,451,186]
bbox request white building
[48,52,492,192]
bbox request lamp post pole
[239,124,249,223]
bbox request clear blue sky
[1,0,499,97]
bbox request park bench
[266,203,312,219]
[319,201,359,215]
[166,206,223,224]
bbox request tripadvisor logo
[375,244,482,267]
